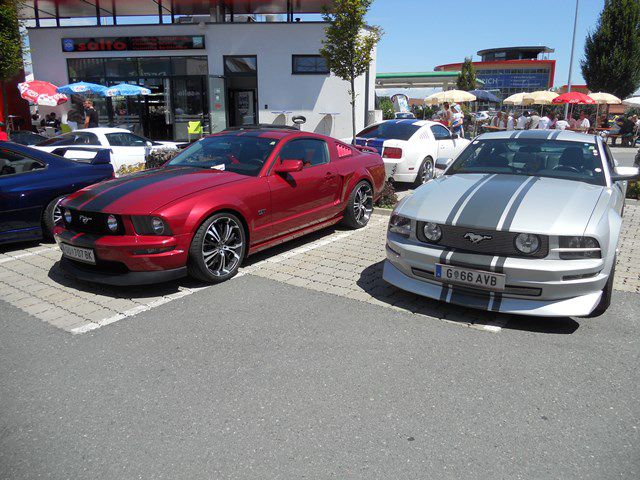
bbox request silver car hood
[399,173,605,235]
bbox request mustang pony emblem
[79,215,92,224]
[464,232,492,244]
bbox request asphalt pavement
[1,273,639,479]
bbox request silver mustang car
[383,130,640,317]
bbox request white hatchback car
[354,120,470,186]
[34,128,182,171]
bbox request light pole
[565,0,580,119]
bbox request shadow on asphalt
[0,239,52,254]
[358,261,580,335]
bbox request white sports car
[354,120,470,186]
[34,128,182,171]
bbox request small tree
[321,0,382,141]
[378,96,394,120]
[0,0,24,126]
[581,0,640,99]
[456,58,476,91]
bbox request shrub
[375,181,398,209]
[116,163,145,176]
[627,180,639,200]
[145,148,180,170]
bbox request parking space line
[0,247,59,264]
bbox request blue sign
[476,72,550,90]
[62,38,75,52]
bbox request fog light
[514,233,540,255]
[151,217,165,235]
[107,214,119,233]
[423,222,442,242]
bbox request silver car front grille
[416,222,549,259]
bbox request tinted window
[167,135,279,177]
[431,124,451,140]
[38,132,101,147]
[448,139,606,186]
[356,122,421,141]
[106,133,148,147]
[0,148,45,176]
[278,139,329,167]
[292,55,329,74]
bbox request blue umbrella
[469,89,501,103]
[103,83,151,97]
[56,81,107,95]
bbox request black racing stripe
[509,131,520,139]
[79,167,194,212]
[64,176,135,209]
[444,174,491,224]
[500,177,540,230]
[438,249,451,301]
[521,130,553,139]
[445,251,492,309]
[455,175,530,228]
[491,257,507,312]
[549,130,563,140]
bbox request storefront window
[67,58,106,78]
[105,57,139,78]
[172,57,208,75]
[138,57,171,77]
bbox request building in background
[435,46,555,98]
[19,0,376,141]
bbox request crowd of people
[29,95,100,135]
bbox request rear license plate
[60,243,96,265]
[435,263,506,292]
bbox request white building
[22,0,376,141]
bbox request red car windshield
[167,134,280,176]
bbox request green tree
[456,58,476,91]
[320,0,382,141]
[378,96,394,120]
[0,0,24,124]
[581,0,640,99]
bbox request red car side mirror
[274,159,304,174]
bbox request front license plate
[60,243,96,265]
[435,263,506,292]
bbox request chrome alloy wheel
[53,198,64,225]
[421,159,434,184]
[353,183,373,226]
[202,216,243,277]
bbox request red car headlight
[131,216,172,236]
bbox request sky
[369,0,605,96]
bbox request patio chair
[188,121,203,141]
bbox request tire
[187,212,247,284]
[413,157,434,187]
[42,195,65,240]
[586,258,615,318]
[342,180,374,229]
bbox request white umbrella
[622,96,640,106]
[425,90,476,105]
[523,90,559,105]
[503,92,528,106]
[589,92,621,104]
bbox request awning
[376,72,484,89]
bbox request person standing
[538,112,550,129]
[515,111,528,130]
[578,111,591,132]
[528,111,540,129]
[83,100,99,129]
[555,116,570,130]
[506,111,515,131]
[67,95,85,130]
[547,112,558,129]
[450,104,465,138]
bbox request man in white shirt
[538,114,550,129]
[515,112,528,130]
[555,117,570,130]
[528,111,540,129]
[579,112,590,132]
[506,112,515,131]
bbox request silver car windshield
[448,139,606,186]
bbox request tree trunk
[0,81,8,134]
[350,77,356,144]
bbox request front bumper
[54,227,191,286]
[384,232,610,317]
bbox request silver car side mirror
[435,157,453,170]
[612,165,640,182]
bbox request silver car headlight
[389,214,412,237]
[514,233,541,255]
[559,236,601,259]
[422,222,442,243]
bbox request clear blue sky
[368,0,604,89]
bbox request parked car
[353,119,470,186]
[8,130,47,146]
[384,130,640,317]
[34,128,183,171]
[54,128,385,286]
[0,142,114,245]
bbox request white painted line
[481,315,510,333]
[0,247,59,264]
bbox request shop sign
[62,36,205,52]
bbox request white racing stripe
[70,223,371,335]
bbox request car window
[38,132,100,146]
[167,134,279,177]
[602,143,616,170]
[431,124,451,140]
[0,148,45,176]
[356,122,420,141]
[106,133,148,147]
[277,138,329,168]
[448,139,606,186]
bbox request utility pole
[565,0,580,119]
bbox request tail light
[383,147,403,159]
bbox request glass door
[208,76,227,134]
[171,77,208,141]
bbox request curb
[374,207,393,217]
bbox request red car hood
[63,166,248,215]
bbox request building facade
[435,46,555,98]
[23,1,376,141]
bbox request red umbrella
[552,92,596,105]
[18,80,68,106]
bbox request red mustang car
[54,127,385,285]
